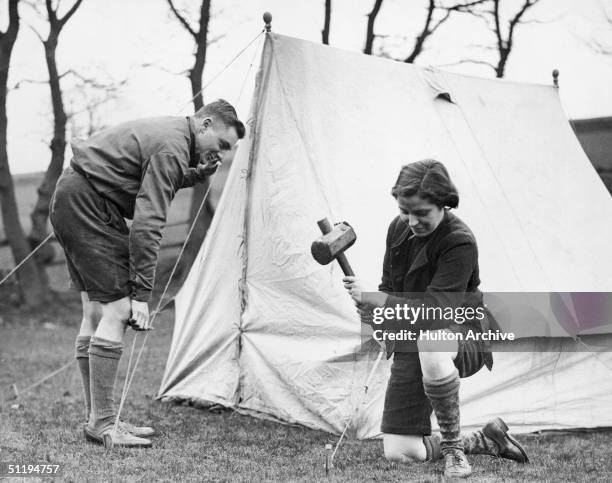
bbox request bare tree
[167,0,211,111]
[26,0,84,285]
[322,0,331,45]
[166,0,216,273]
[404,0,487,63]
[0,0,46,306]
[588,2,612,55]
[364,0,384,55]
[65,72,124,138]
[489,0,541,77]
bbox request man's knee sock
[88,336,122,431]
[423,369,462,454]
[75,335,92,421]
[424,431,500,460]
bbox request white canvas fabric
[159,33,612,437]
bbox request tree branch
[58,0,84,30]
[464,42,496,51]
[428,9,452,35]
[322,0,331,45]
[195,0,210,43]
[507,0,540,45]
[207,33,225,45]
[45,0,58,29]
[140,62,190,77]
[0,0,20,40]
[445,0,488,13]
[364,0,384,55]
[11,78,49,90]
[403,0,488,64]
[587,37,612,55]
[437,58,496,70]
[28,24,45,43]
[519,16,559,25]
[166,0,197,38]
[21,0,41,12]
[404,0,435,63]
[492,0,503,51]
[60,69,127,90]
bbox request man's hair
[194,99,246,139]
[391,159,459,208]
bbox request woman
[343,160,528,478]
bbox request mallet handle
[317,218,355,277]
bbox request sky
[2,0,612,174]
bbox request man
[50,99,245,448]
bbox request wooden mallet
[311,218,356,276]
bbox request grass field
[1,296,612,482]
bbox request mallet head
[311,222,356,265]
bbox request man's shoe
[118,420,156,438]
[83,424,152,448]
[443,448,472,478]
[82,420,155,440]
[83,424,105,444]
[483,417,529,463]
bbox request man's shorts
[50,167,131,303]
[380,323,486,435]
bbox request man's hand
[128,299,151,331]
[194,159,221,180]
[343,276,389,307]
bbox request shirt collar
[186,116,198,168]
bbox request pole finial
[263,12,272,32]
[552,69,559,88]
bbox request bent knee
[101,297,131,322]
[417,330,458,355]
[384,447,422,463]
[383,434,427,462]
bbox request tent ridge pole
[239,34,274,314]
[234,31,275,406]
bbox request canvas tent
[159,33,612,437]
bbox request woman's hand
[342,276,389,307]
[342,276,363,303]
[356,303,375,325]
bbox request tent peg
[263,12,272,33]
[552,69,559,88]
[325,444,333,474]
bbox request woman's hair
[391,159,459,208]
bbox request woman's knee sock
[423,369,462,454]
